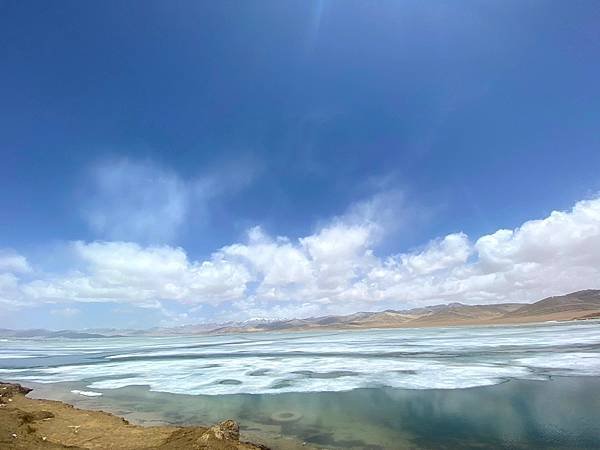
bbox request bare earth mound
[0,383,267,450]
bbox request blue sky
[1,1,600,329]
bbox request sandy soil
[0,383,268,450]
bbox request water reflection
[29,376,600,449]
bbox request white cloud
[22,241,251,306]
[4,196,600,319]
[81,157,258,244]
[83,159,189,243]
[50,307,81,318]
[0,250,31,273]
[360,197,600,306]
[301,223,376,291]
[0,251,32,308]
[400,233,471,275]
[0,273,24,308]
[222,227,313,287]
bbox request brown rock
[210,420,240,441]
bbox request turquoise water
[2,321,600,448]
[20,376,600,449]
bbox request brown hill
[3,290,599,338]
[503,289,600,317]
[410,303,524,324]
[211,290,600,333]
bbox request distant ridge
[203,289,600,333]
[503,290,600,317]
[2,290,599,338]
[0,329,110,339]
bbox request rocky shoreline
[0,382,268,449]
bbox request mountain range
[2,290,599,338]
[208,289,600,333]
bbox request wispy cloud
[81,157,260,244]
[50,307,80,318]
[82,158,189,244]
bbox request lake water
[1,321,600,449]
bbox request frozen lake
[2,321,600,448]
[2,321,600,395]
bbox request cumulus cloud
[362,197,600,306]
[400,233,471,276]
[223,227,313,287]
[3,196,600,319]
[22,241,251,307]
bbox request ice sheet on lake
[1,321,599,395]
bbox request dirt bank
[0,382,268,450]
